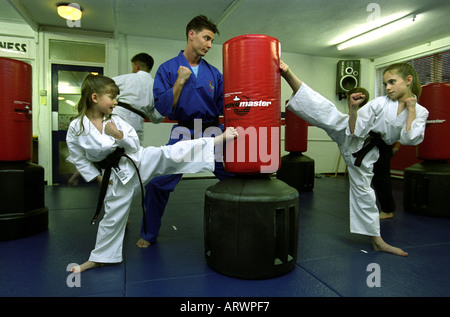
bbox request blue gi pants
[140,126,233,243]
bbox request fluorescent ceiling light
[57,3,83,21]
[337,14,418,51]
[331,12,407,45]
[216,0,245,26]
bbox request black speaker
[336,60,360,99]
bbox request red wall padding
[284,108,308,152]
[0,57,32,161]
[418,83,450,161]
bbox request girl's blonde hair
[74,74,119,135]
[383,63,422,99]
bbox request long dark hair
[74,74,119,135]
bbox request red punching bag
[0,57,32,161]
[223,34,281,174]
[285,108,308,152]
[417,83,450,161]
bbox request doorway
[51,64,103,184]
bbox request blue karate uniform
[141,51,233,243]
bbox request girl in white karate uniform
[66,74,237,272]
[279,61,429,256]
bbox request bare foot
[71,261,102,273]
[371,236,408,256]
[68,171,81,187]
[380,212,394,220]
[136,238,151,248]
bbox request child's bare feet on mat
[371,236,408,256]
[71,261,102,273]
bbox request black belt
[352,131,386,167]
[177,118,220,131]
[92,147,147,233]
[117,102,147,120]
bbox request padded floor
[1,176,449,301]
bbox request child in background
[280,61,428,256]
[66,74,237,272]
[113,53,164,142]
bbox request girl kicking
[280,61,428,256]
[66,74,237,272]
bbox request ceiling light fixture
[57,3,83,21]
[337,14,418,51]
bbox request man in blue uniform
[137,15,232,248]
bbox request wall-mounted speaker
[336,60,360,99]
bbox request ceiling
[2,0,450,59]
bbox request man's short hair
[131,53,154,72]
[185,15,219,39]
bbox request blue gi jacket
[153,51,223,123]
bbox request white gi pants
[343,150,381,237]
[89,173,137,263]
[287,83,381,237]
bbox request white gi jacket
[287,83,429,236]
[112,71,164,141]
[66,114,216,263]
[66,114,215,186]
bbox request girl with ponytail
[279,60,429,257]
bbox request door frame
[51,64,103,184]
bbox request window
[375,50,450,97]
[49,40,105,63]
